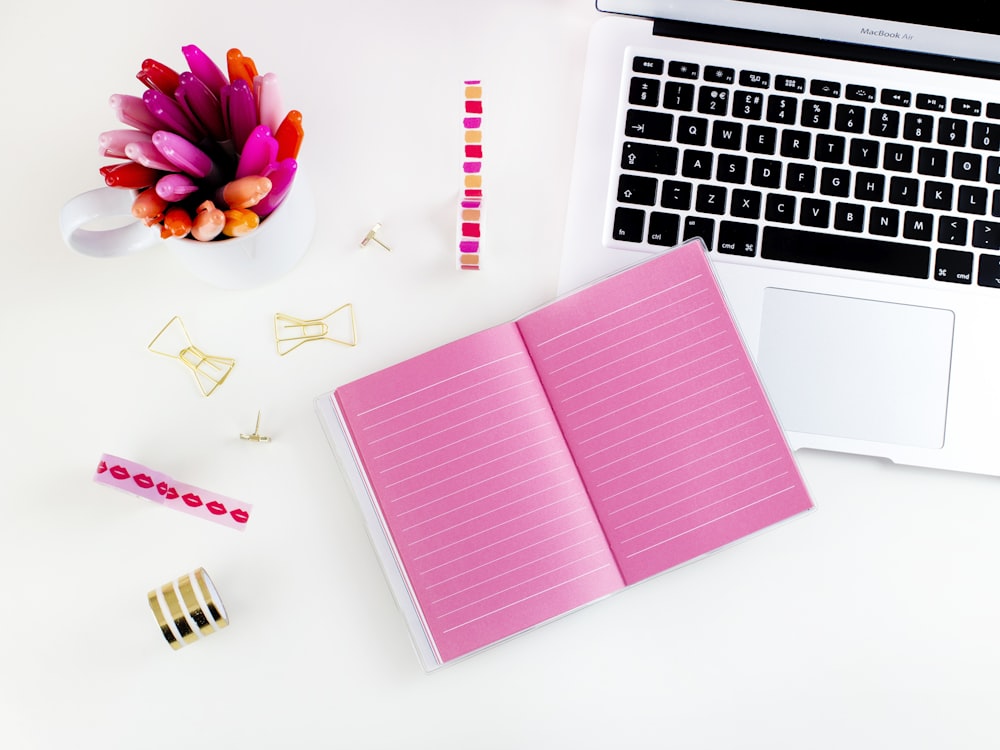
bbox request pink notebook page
[518,241,813,585]
[334,324,624,663]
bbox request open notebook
[317,240,813,669]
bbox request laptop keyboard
[608,49,1000,289]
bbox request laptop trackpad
[757,288,954,449]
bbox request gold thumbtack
[240,411,271,443]
[361,223,392,251]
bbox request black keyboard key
[883,143,914,172]
[834,203,865,232]
[820,167,851,197]
[869,109,900,138]
[939,118,967,146]
[681,150,713,179]
[668,61,699,79]
[629,77,660,107]
[705,66,735,84]
[918,147,948,177]
[972,122,1000,151]
[617,174,658,205]
[733,91,764,120]
[731,189,762,219]
[696,184,728,214]
[835,104,866,133]
[869,207,900,237]
[746,125,777,154]
[987,157,1000,184]
[622,142,678,174]
[677,115,708,145]
[633,57,664,75]
[952,152,982,181]
[881,89,911,107]
[849,139,880,168]
[761,226,931,279]
[712,121,743,150]
[972,219,1000,249]
[765,194,796,223]
[717,154,748,183]
[661,180,692,210]
[739,70,770,88]
[978,253,1000,287]
[952,98,981,116]
[612,207,645,242]
[889,176,919,206]
[697,87,729,115]
[751,158,782,188]
[683,216,715,248]
[786,163,817,192]
[938,216,969,245]
[854,172,885,202]
[780,130,811,159]
[766,95,797,124]
[934,248,973,283]
[903,113,934,142]
[958,185,988,215]
[924,181,954,210]
[815,134,846,163]
[625,109,674,141]
[663,81,695,111]
[800,198,831,228]
[846,85,876,103]
[810,79,840,97]
[718,221,759,256]
[775,75,805,93]
[903,211,934,241]
[916,93,946,111]
[801,100,832,129]
[648,211,680,246]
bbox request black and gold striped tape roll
[147,567,228,650]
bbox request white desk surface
[2,2,998,748]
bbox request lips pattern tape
[94,453,251,530]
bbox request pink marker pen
[125,140,177,172]
[255,72,284,134]
[109,94,162,134]
[181,44,230,97]
[98,129,153,159]
[155,173,200,202]
[151,131,215,179]
[235,125,278,179]
[255,157,297,217]
[224,79,258,152]
[142,89,202,142]
[174,72,226,141]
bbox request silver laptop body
[559,0,1000,476]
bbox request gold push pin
[240,411,271,443]
[361,223,392,251]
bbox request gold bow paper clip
[147,316,235,397]
[274,303,357,356]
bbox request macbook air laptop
[559,0,1000,476]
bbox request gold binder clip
[240,411,271,443]
[147,316,235,397]
[273,303,357,356]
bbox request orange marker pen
[275,110,304,161]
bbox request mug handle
[59,186,163,258]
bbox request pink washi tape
[94,453,251,530]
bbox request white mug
[59,174,315,289]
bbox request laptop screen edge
[595,1,1000,64]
